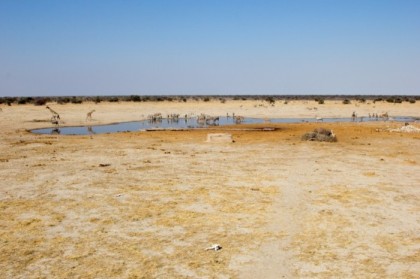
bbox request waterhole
[31,116,416,135]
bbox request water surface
[31,116,416,135]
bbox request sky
[1,0,420,97]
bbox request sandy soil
[0,99,419,278]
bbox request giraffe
[46,106,60,126]
[351,111,357,122]
[86,109,95,121]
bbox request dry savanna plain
[0,99,419,278]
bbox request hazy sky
[1,0,420,96]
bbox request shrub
[317,99,324,104]
[34,98,47,106]
[266,97,275,105]
[342,99,351,104]
[203,97,210,102]
[409,99,416,104]
[130,95,141,102]
[71,97,83,104]
[57,97,71,104]
[18,97,33,104]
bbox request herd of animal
[43,105,391,127]
[44,106,245,127]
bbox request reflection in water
[87,126,95,135]
[31,116,417,136]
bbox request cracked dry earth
[0,102,419,278]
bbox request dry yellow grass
[0,100,419,278]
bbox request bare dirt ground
[0,100,419,278]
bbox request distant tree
[266,96,275,105]
[34,98,47,106]
[130,95,141,102]
[109,97,119,102]
[18,97,33,104]
[71,97,83,104]
[57,97,71,104]
[94,96,102,103]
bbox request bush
[109,97,119,102]
[342,99,351,104]
[94,96,102,103]
[57,97,71,104]
[203,97,210,102]
[18,97,33,104]
[317,99,324,104]
[409,99,416,104]
[71,97,83,104]
[34,98,47,106]
[130,95,141,102]
[266,97,275,105]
